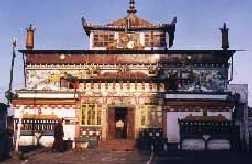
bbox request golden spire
[127,0,137,14]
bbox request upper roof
[108,14,153,27]
[82,0,177,36]
[108,0,153,27]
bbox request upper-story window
[93,31,115,48]
[145,31,166,47]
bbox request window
[80,104,102,126]
[140,105,162,128]
[145,32,166,47]
[93,31,115,47]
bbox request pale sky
[0,0,251,105]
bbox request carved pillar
[101,105,107,141]
[74,102,80,139]
[134,96,140,138]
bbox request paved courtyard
[3,148,252,164]
[4,149,150,164]
[153,151,252,164]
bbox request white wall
[63,124,75,140]
[181,139,231,150]
[19,136,54,147]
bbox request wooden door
[127,107,135,139]
[107,107,115,139]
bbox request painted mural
[27,69,83,90]
[164,68,226,92]
[26,66,226,92]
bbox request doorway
[107,106,135,140]
[115,107,127,138]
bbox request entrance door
[115,107,127,138]
[107,106,135,140]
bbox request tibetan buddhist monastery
[12,0,246,150]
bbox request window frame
[80,104,102,127]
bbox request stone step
[98,139,136,151]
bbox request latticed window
[80,104,102,126]
[93,31,115,47]
[140,105,162,128]
[145,32,166,47]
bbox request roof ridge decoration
[127,0,137,14]
[81,0,178,48]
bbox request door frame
[107,104,135,140]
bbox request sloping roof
[108,14,154,27]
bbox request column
[101,105,107,141]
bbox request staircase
[98,139,136,151]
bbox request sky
[0,0,251,105]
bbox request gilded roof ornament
[127,0,137,14]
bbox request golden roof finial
[127,0,137,14]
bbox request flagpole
[6,37,16,105]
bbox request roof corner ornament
[127,0,137,14]
[219,23,229,51]
[168,16,177,48]
[81,16,87,26]
[82,16,91,36]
